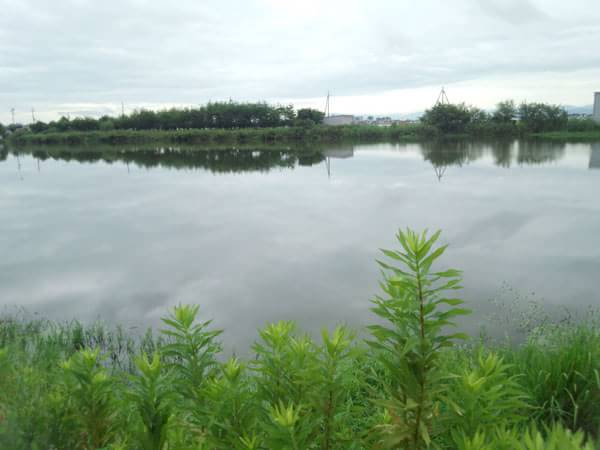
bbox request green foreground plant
[0,229,598,449]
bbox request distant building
[374,116,393,127]
[593,92,600,123]
[352,116,417,126]
[323,115,355,126]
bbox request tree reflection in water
[4,138,578,182]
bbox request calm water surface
[1,140,599,350]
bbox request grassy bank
[7,124,427,146]
[1,229,599,449]
[8,125,600,149]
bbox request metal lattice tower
[436,87,450,105]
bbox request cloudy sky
[1,0,600,123]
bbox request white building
[593,92,600,123]
[323,115,355,126]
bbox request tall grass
[9,124,427,146]
[1,229,598,449]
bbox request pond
[1,140,599,351]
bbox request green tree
[493,100,517,123]
[420,103,473,134]
[296,108,325,124]
[53,116,72,132]
[29,121,49,133]
[127,352,174,450]
[70,117,99,132]
[518,102,568,133]
[368,229,470,449]
[98,118,115,131]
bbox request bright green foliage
[453,424,594,450]
[314,326,358,450]
[127,352,174,450]
[252,321,317,407]
[204,357,259,449]
[252,322,363,449]
[368,229,470,449]
[441,350,529,438]
[61,348,118,449]
[265,401,312,450]
[0,347,7,396]
[160,304,222,416]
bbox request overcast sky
[1,0,600,123]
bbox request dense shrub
[420,103,475,134]
[567,118,600,133]
[518,102,568,133]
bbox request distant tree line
[0,122,26,137]
[4,99,599,140]
[420,100,596,135]
[21,102,325,134]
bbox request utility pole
[121,101,125,117]
[324,91,330,117]
[10,108,15,124]
[31,108,36,123]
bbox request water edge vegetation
[3,100,600,146]
[1,229,599,449]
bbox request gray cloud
[1,0,599,122]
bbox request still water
[1,140,599,350]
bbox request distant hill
[564,105,592,115]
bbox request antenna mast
[436,87,450,105]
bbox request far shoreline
[5,124,600,147]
